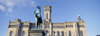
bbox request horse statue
[33,6,42,28]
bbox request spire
[78,15,81,20]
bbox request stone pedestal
[29,30,45,36]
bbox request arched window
[46,13,48,19]
[22,31,25,36]
[53,31,55,36]
[57,31,60,36]
[46,30,49,35]
[69,31,71,36]
[10,31,13,36]
[81,31,83,36]
[62,31,64,36]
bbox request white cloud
[6,13,13,17]
[1,0,35,17]
[6,1,15,7]
[7,8,13,13]
[0,0,35,12]
[0,0,15,7]
[0,4,5,11]
[0,0,35,7]
[6,13,9,16]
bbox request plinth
[29,28,45,36]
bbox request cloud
[0,0,35,12]
[0,0,35,17]
[0,0,15,7]
[6,13,9,16]
[7,8,13,13]
[0,4,5,11]
[0,0,35,7]
[6,1,15,7]
[6,13,13,17]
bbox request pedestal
[29,29,45,36]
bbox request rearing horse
[33,6,42,28]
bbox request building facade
[7,6,87,36]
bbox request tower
[44,6,53,36]
[75,15,87,36]
[44,6,51,23]
[7,19,30,36]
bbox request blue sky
[0,0,100,36]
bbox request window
[17,24,21,27]
[77,25,84,27]
[10,25,17,27]
[66,25,73,28]
[80,25,84,27]
[10,31,13,36]
[81,31,83,36]
[46,13,48,19]
[75,24,77,27]
[53,26,64,28]
[45,26,49,28]
[45,8,49,11]
[22,25,28,27]
[46,30,49,35]
[22,31,25,36]
[69,31,71,36]
[62,31,64,36]
[53,31,55,36]
[57,31,60,36]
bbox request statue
[33,6,42,28]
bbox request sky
[0,0,100,36]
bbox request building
[7,6,87,36]
[97,35,100,36]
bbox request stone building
[7,6,87,36]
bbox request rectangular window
[53,26,64,28]
[22,25,28,27]
[10,25,17,27]
[78,25,84,27]
[66,25,73,28]
[45,26,49,28]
